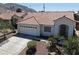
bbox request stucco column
[68,25,74,37]
[53,25,59,37]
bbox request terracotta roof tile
[17,11,75,25]
[18,16,39,25]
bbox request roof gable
[54,16,75,22]
[18,16,39,25]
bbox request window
[44,26,51,32]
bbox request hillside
[0,3,36,13]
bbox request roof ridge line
[18,16,34,23]
[32,16,40,25]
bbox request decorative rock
[48,52,56,55]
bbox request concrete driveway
[0,36,31,55]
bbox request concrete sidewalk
[0,36,31,55]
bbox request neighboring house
[0,11,27,29]
[17,11,76,37]
[0,12,26,22]
[0,12,14,23]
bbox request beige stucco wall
[40,25,54,36]
[53,17,76,37]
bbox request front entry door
[59,25,68,37]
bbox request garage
[17,16,40,36]
[18,24,40,36]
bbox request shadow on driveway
[0,40,9,47]
[15,33,48,41]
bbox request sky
[20,3,79,11]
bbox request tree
[74,14,79,21]
[64,36,79,55]
[11,16,18,29]
[16,8,22,12]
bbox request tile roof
[18,16,39,25]
[16,11,75,25]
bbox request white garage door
[19,25,39,36]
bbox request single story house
[17,11,76,37]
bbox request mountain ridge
[0,3,36,13]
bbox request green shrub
[48,37,56,43]
[27,41,37,48]
[54,36,60,40]
[49,35,54,38]
[48,37,53,42]
[58,36,65,40]
[64,36,79,54]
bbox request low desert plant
[26,41,37,55]
[64,36,79,55]
[54,36,60,40]
[27,41,37,49]
[48,36,56,43]
[48,36,61,54]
